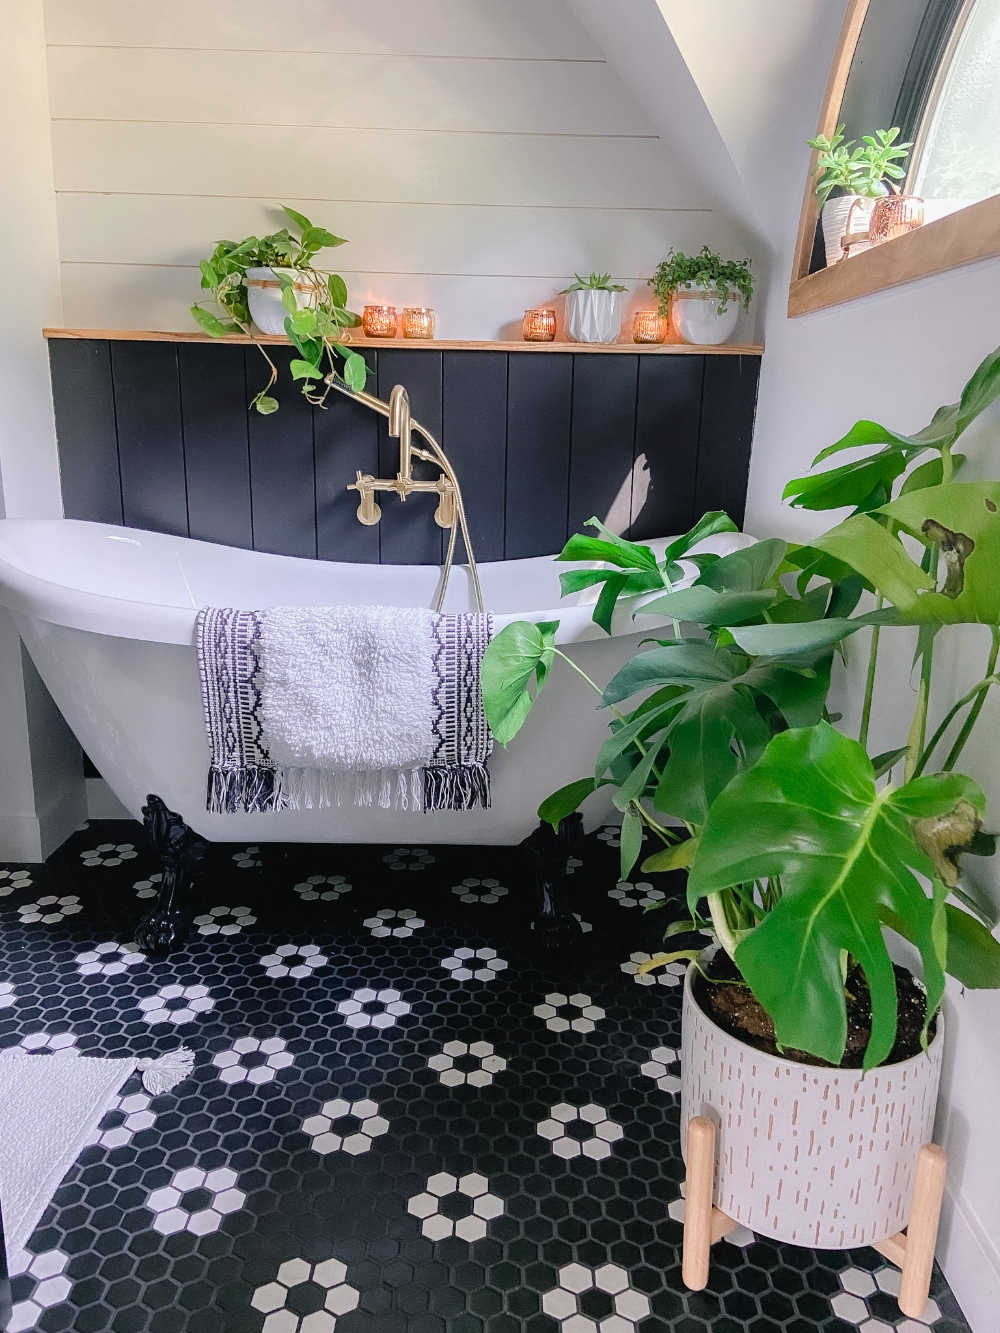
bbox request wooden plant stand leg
[873,1143,947,1320]
[682,1116,738,1290]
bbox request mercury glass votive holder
[869,193,925,245]
[362,304,397,338]
[522,308,556,342]
[632,310,666,343]
[402,307,435,340]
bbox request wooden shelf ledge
[789,191,1000,316]
[44,328,763,356]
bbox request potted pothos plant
[808,125,911,266]
[559,271,628,344]
[190,205,368,414]
[647,246,753,346]
[481,343,1000,1278]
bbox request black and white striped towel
[197,606,493,814]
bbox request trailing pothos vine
[190,205,368,414]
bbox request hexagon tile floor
[0,819,971,1333]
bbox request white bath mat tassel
[136,1047,196,1094]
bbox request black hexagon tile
[0,819,973,1333]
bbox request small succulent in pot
[558,271,628,294]
[807,125,912,266]
[190,204,367,414]
[559,271,628,344]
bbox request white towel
[257,604,436,809]
[197,605,493,813]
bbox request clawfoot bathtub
[0,519,749,845]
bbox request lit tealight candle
[402,307,435,340]
[362,305,397,338]
[522,308,556,342]
[632,310,666,344]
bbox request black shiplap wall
[48,340,760,564]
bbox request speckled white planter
[680,961,943,1249]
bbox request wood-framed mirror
[789,0,1000,316]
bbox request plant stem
[904,629,936,781]
[912,670,1000,776]
[706,891,739,959]
[943,625,1000,771]
[550,646,651,761]
[633,804,674,839]
[859,593,883,749]
[550,646,635,726]
[940,444,954,484]
[550,647,608,703]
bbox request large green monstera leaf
[598,642,831,825]
[689,722,985,1068]
[810,482,1000,625]
[783,343,1000,512]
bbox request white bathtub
[0,519,749,844]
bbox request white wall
[0,0,86,861]
[660,4,1000,1328]
[42,0,755,341]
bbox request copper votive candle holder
[362,304,397,338]
[632,310,666,343]
[523,307,556,342]
[869,193,925,245]
[402,307,435,340]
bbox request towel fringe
[281,766,425,811]
[423,762,491,812]
[136,1047,196,1094]
[207,764,283,815]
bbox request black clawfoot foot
[135,794,208,956]
[521,812,585,950]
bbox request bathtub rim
[0,518,754,647]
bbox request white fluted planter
[245,266,321,336]
[564,288,621,343]
[680,961,943,1249]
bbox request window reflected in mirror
[808,0,1000,274]
[911,0,1000,214]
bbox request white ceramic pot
[680,961,943,1249]
[245,266,321,336]
[669,286,741,346]
[821,195,875,267]
[565,288,621,343]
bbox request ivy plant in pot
[481,344,1000,1317]
[647,246,753,346]
[190,205,367,414]
[559,271,627,344]
[808,125,911,266]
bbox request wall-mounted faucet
[347,384,456,530]
[324,372,481,611]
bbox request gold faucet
[347,384,456,530]
[325,372,481,611]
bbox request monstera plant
[483,343,1000,1070]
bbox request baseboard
[0,782,87,862]
[85,777,133,822]
[938,1180,1000,1333]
